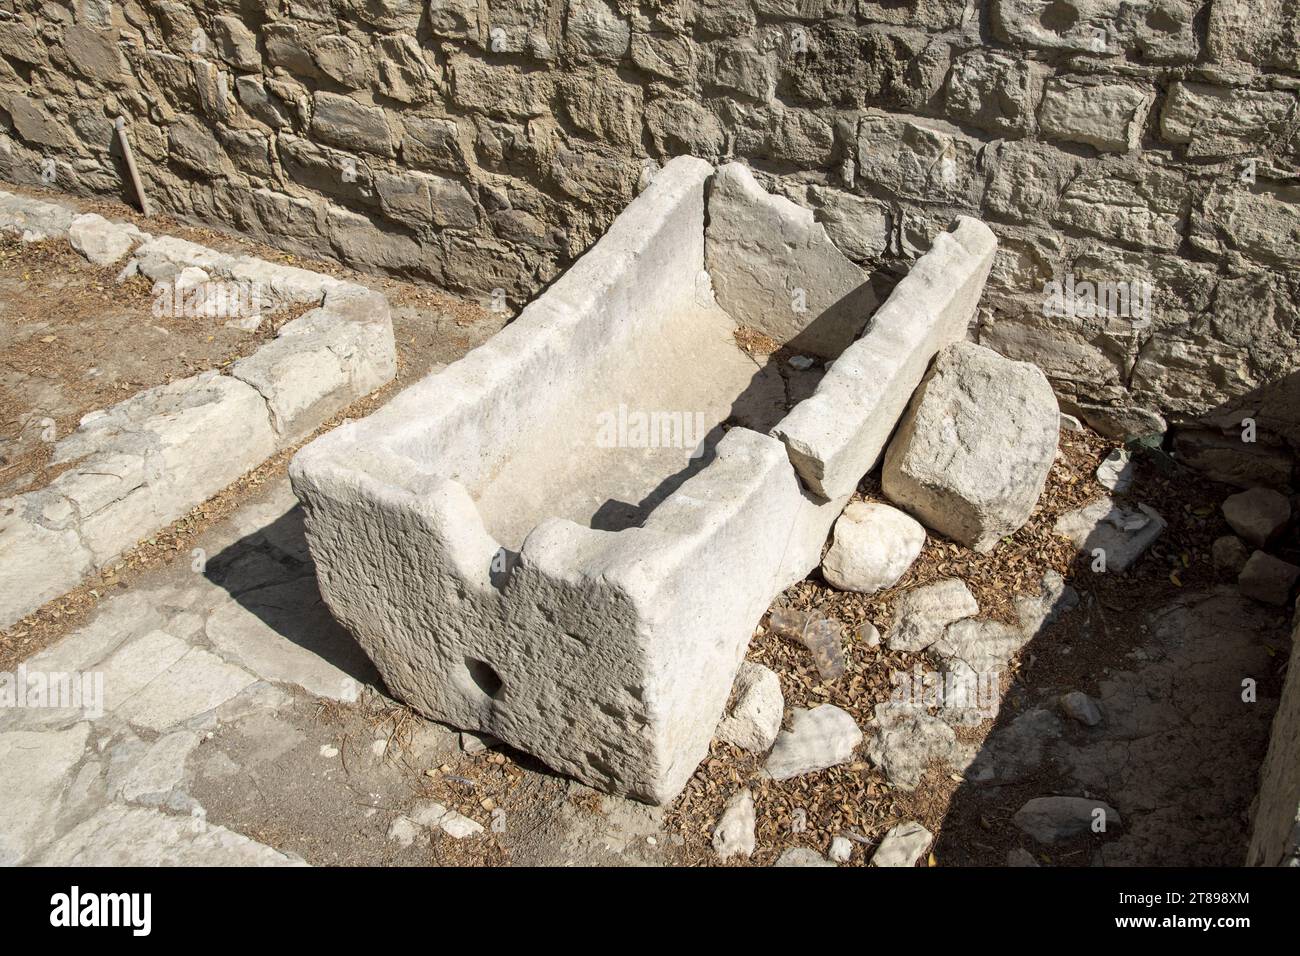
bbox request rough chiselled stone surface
[882,342,1059,553]
[290,157,852,803]
[774,219,997,501]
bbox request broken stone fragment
[1013,796,1122,844]
[820,501,925,594]
[711,789,756,861]
[68,213,145,266]
[1238,551,1300,607]
[1212,535,1251,575]
[386,815,420,848]
[886,577,979,653]
[714,661,783,753]
[1221,487,1291,548]
[932,618,1027,674]
[1053,497,1166,572]
[459,730,500,754]
[828,835,853,863]
[1059,691,1103,727]
[882,342,1059,553]
[1095,447,1134,493]
[408,800,484,839]
[866,702,969,791]
[773,847,836,867]
[763,704,863,781]
[871,821,932,867]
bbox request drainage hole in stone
[464,656,504,699]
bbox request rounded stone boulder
[881,342,1059,553]
[820,501,926,593]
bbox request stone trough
[290,156,997,803]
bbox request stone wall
[2,1,1299,452]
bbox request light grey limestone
[882,342,1059,553]
[0,723,90,865]
[714,661,783,753]
[773,847,836,867]
[35,804,306,866]
[291,157,849,803]
[1054,497,1166,572]
[886,577,979,653]
[711,788,756,860]
[871,821,932,867]
[68,212,146,265]
[230,287,396,440]
[0,194,397,627]
[705,162,877,358]
[821,501,925,594]
[866,702,969,790]
[763,704,863,781]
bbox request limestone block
[882,342,1059,553]
[1038,77,1153,152]
[230,287,397,441]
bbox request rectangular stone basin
[290,156,996,803]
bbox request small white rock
[828,835,853,863]
[871,821,932,867]
[1095,448,1134,493]
[712,789,757,860]
[387,815,420,848]
[764,704,863,781]
[773,847,836,867]
[715,661,784,752]
[821,501,926,594]
[438,811,485,839]
[1059,691,1102,727]
[319,744,339,759]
